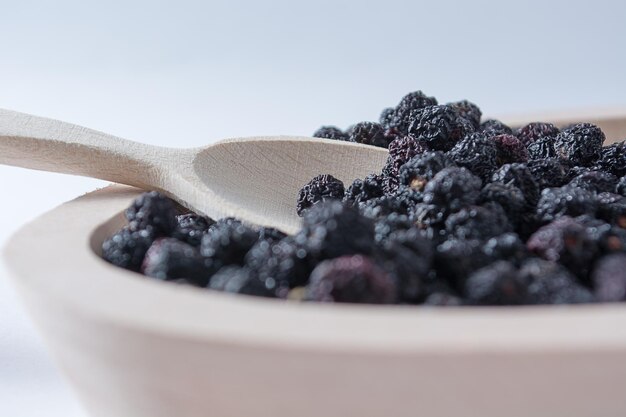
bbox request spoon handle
[0,108,170,189]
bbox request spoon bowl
[0,109,388,234]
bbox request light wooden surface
[5,184,626,417]
[0,108,388,234]
[4,109,626,417]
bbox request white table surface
[2,1,626,415]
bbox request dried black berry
[125,191,177,235]
[526,158,569,189]
[349,121,389,148]
[478,183,526,226]
[568,170,617,193]
[515,122,559,146]
[313,126,350,141]
[536,186,598,223]
[445,204,512,240]
[480,119,513,137]
[491,163,540,207]
[492,134,529,165]
[482,233,528,265]
[298,201,376,260]
[306,255,396,304]
[527,216,598,281]
[448,133,499,181]
[343,174,384,206]
[142,238,218,286]
[596,141,626,178]
[384,135,428,193]
[519,258,594,304]
[296,174,345,216]
[257,227,288,243]
[102,227,154,272]
[527,136,556,160]
[423,167,482,213]
[554,123,605,166]
[617,176,626,197]
[447,100,482,129]
[373,213,414,243]
[408,105,474,151]
[200,219,259,265]
[245,237,311,291]
[388,91,438,134]
[595,192,626,227]
[172,213,214,247]
[398,151,456,192]
[434,238,492,291]
[592,253,626,302]
[464,261,528,305]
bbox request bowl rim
[5,184,626,355]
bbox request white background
[1,1,626,415]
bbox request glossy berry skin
[102,227,154,272]
[313,126,349,141]
[408,105,474,151]
[464,261,528,305]
[125,191,177,236]
[596,141,626,178]
[536,186,598,223]
[306,255,396,304]
[296,174,345,216]
[519,258,594,304]
[200,219,259,265]
[447,100,482,129]
[398,151,456,192]
[492,134,529,165]
[423,167,482,213]
[527,216,598,281]
[592,253,626,302]
[298,201,376,261]
[172,213,214,247]
[480,119,513,137]
[554,123,605,166]
[142,238,218,287]
[349,121,389,148]
[515,122,559,146]
[448,133,499,181]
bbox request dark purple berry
[592,253,626,302]
[568,170,617,193]
[526,158,569,189]
[519,258,594,304]
[388,91,438,134]
[142,238,218,287]
[445,204,512,240]
[596,141,626,178]
[478,183,526,225]
[398,151,456,192]
[536,186,598,223]
[298,201,376,260]
[172,213,214,247]
[491,163,540,207]
[102,227,154,272]
[313,126,350,141]
[527,136,556,160]
[423,167,482,213]
[200,219,259,265]
[515,122,559,146]
[480,119,513,136]
[447,100,482,129]
[349,121,389,148]
[448,133,499,181]
[408,105,474,151]
[464,261,528,305]
[554,123,605,166]
[125,191,177,235]
[306,255,396,304]
[296,174,345,216]
[492,134,529,164]
[343,174,384,206]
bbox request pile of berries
[102,91,626,306]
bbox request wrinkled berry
[296,174,345,216]
[554,123,605,166]
[102,227,154,272]
[125,191,177,235]
[408,105,474,151]
[515,122,559,146]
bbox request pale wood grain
[5,185,626,417]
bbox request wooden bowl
[4,184,626,417]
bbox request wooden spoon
[0,108,389,234]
